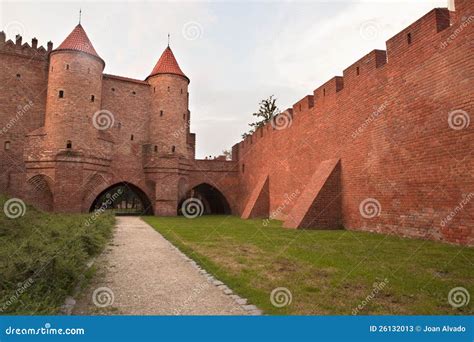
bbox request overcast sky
[1,0,447,158]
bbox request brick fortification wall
[233,1,473,245]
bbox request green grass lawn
[144,215,473,315]
[0,196,114,314]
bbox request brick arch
[82,173,110,211]
[84,178,154,214]
[26,174,54,211]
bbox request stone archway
[89,182,153,215]
[179,183,231,215]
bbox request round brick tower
[146,46,190,157]
[44,24,105,154]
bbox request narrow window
[167,86,170,92]
[59,90,64,98]
[66,64,69,70]
[160,110,164,117]
[323,88,326,97]
[112,88,115,92]
[154,87,156,93]
[154,145,158,152]
[4,141,11,150]
[181,88,183,94]
[407,33,412,44]
[242,164,245,173]
[131,134,134,141]
[356,66,360,75]
[90,95,95,102]
[171,145,176,153]
[132,91,136,95]
[51,66,54,72]
[16,74,20,78]
[183,113,186,120]
[66,140,72,149]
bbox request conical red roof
[148,46,188,81]
[56,24,101,60]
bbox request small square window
[407,33,412,44]
[4,141,11,150]
[66,140,72,149]
[66,64,69,70]
[59,90,64,98]
[160,110,164,117]
[91,95,95,102]
[16,74,20,78]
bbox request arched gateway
[179,183,231,215]
[89,182,153,215]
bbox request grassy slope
[144,215,473,315]
[0,196,114,314]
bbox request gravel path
[73,216,251,315]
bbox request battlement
[232,2,471,159]
[0,32,52,60]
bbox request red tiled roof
[56,24,101,59]
[148,46,188,81]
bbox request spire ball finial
[168,33,170,47]
[79,9,82,24]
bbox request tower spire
[79,9,82,24]
[167,33,170,47]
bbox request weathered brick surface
[232,2,474,245]
[241,174,269,219]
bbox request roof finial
[79,9,82,24]
[168,33,170,47]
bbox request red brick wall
[233,4,474,245]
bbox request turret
[44,23,104,154]
[146,46,190,157]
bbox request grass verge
[144,215,473,315]
[0,195,115,314]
